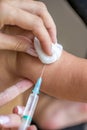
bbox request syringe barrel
[19,93,39,130]
[24,93,39,117]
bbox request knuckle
[0,1,7,28]
[33,17,43,29]
[38,2,47,10]
[0,0,17,25]
[8,8,18,25]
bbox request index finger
[10,0,57,43]
[0,80,33,107]
[1,3,52,55]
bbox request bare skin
[1,1,87,130]
[2,23,84,101]
[0,25,87,129]
[0,49,87,130]
[0,51,36,130]
[16,50,87,102]
[0,0,56,55]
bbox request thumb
[0,32,37,56]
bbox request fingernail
[13,106,24,115]
[48,44,53,56]
[17,106,24,115]
[16,80,33,89]
[13,106,18,114]
[0,116,10,125]
[55,38,57,43]
[52,37,57,44]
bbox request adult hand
[0,114,37,130]
[0,69,36,129]
[0,52,36,130]
[0,0,56,55]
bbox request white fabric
[34,38,63,64]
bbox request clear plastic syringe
[19,77,42,130]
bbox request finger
[11,0,57,43]
[0,114,37,130]
[13,106,25,116]
[13,106,37,130]
[0,3,52,55]
[27,125,37,130]
[0,33,37,56]
[0,114,21,128]
[0,80,33,107]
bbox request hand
[0,67,35,129]
[0,0,56,55]
[0,114,37,130]
[0,52,36,129]
[0,25,38,130]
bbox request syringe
[19,77,42,130]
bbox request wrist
[17,50,87,102]
[42,50,87,102]
[41,50,76,98]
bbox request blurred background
[41,0,87,58]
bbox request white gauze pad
[34,38,63,64]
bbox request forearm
[17,50,87,102]
[42,51,87,102]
